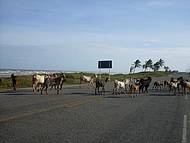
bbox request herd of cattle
[113,76,190,97]
[32,73,190,96]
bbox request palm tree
[158,59,164,67]
[133,59,141,72]
[144,59,152,71]
[152,62,160,71]
[164,66,169,72]
[130,66,135,73]
[142,64,146,71]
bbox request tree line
[130,59,170,73]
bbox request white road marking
[182,115,187,143]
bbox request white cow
[169,80,178,95]
[185,81,190,94]
[32,74,48,94]
[79,74,97,88]
[113,79,131,94]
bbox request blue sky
[0,0,190,72]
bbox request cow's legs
[57,86,59,94]
[95,88,97,95]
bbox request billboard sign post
[98,60,112,80]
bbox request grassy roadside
[0,71,170,90]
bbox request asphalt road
[0,77,189,143]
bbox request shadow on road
[104,96,132,98]
[148,93,184,96]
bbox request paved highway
[0,78,189,143]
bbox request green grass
[0,71,171,90]
[111,71,170,81]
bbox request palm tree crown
[152,62,160,71]
[158,59,164,67]
[144,59,152,71]
[134,60,141,68]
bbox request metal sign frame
[97,60,112,80]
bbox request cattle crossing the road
[0,76,189,143]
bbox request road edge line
[182,114,187,143]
